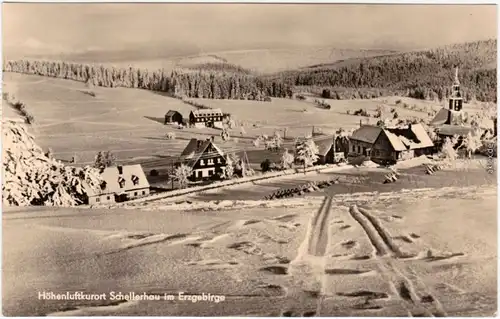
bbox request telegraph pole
[332,132,336,163]
[171,159,175,190]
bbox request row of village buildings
[85,71,497,205]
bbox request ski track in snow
[347,205,448,317]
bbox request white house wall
[192,167,226,178]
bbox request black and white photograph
[2,2,498,317]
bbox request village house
[314,136,347,165]
[189,108,224,129]
[178,138,227,181]
[349,123,434,165]
[85,164,150,205]
[164,110,183,125]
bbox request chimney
[211,136,215,142]
[117,165,123,175]
[359,119,362,127]
[197,140,203,149]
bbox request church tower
[448,67,463,112]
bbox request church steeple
[449,66,463,112]
[454,66,460,86]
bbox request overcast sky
[3,4,497,58]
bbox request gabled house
[85,164,150,205]
[313,136,347,165]
[165,110,183,125]
[189,109,224,129]
[349,124,435,165]
[178,138,227,181]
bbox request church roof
[430,108,464,126]
[435,125,474,137]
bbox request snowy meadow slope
[3,184,497,316]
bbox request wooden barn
[189,109,224,129]
[349,124,435,165]
[164,110,183,125]
[178,138,227,181]
[85,164,150,205]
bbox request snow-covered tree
[439,136,458,164]
[295,137,319,168]
[280,148,294,169]
[252,137,261,147]
[375,104,389,119]
[421,124,438,141]
[220,128,230,141]
[224,156,234,179]
[273,131,283,149]
[174,164,192,189]
[94,151,116,170]
[3,121,103,207]
[460,131,481,158]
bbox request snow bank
[360,160,379,168]
[133,196,323,212]
[393,155,432,170]
[121,163,351,206]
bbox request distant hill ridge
[3,39,497,102]
[266,39,497,102]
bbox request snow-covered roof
[86,164,150,197]
[350,125,383,144]
[436,124,475,137]
[165,110,181,117]
[179,138,225,168]
[191,108,223,117]
[430,108,465,126]
[315,137,334,156]
[384,131,407,151]
[351,124,434,152]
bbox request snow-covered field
[3,184,496,316]
[5,73,491,168]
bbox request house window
[209,170,214,176]
[107,196,110,200]
[118,177,126,188]
[96,197,100,203]
[142,191,146,195]
[200,159,205,166]
[208,159,214,165]
[198,171,202,178]
[357,146,361,153]
[131,175,139,186]
[134,192,137,196]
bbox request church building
[430,67,465,126]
